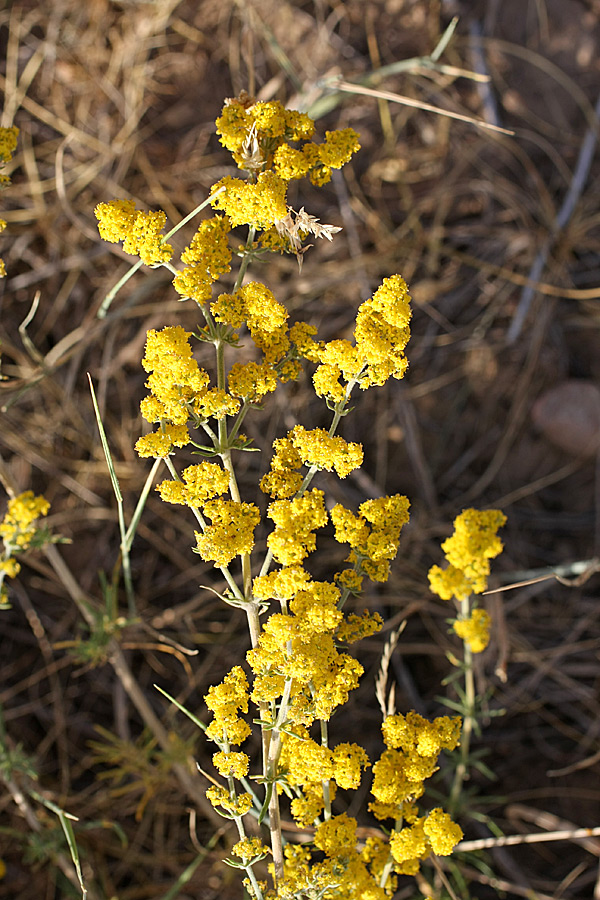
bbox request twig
[507,91,600,343]
[457,825,600,854]
[323,78,514,135]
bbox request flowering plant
[93,96,505,899]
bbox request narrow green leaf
[154,684,206,732]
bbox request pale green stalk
[449,594,475,815]
[257,377,359,579]
[320,718,331,820]
[263,670,295,885]
[161,456,244,602]
[379,816,402,890]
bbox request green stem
[257,378,359,580]
[232,226,256,292]
[263,671,294,888]
[214,338,253,601]
[97,258,144,318]
[379,817,402,890]
[320,718,331,820]
[162,190,225,242]
[162,456,244,602]
[449,595,475,815]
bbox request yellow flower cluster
[0,125,19,278]
[140,326,209,425]
[370,711,461,823]
[206,784,253,817]
[453,607,492,653]
[204,665,251,746]
[210,171,288,229]
[231,837,268,864]
[428,508,506,601]
[313,275,412,400]
[172,215,231,304]
[0,491,50,549]
[389,807,463,873]
[215,96,359,184]
[0,491,51,608]
[135,424,190,458]
[331,494,410,583]
[275,799,460,895]
[267,489,328,566]
[277,731,370,828]
[0,126,18,169]
[211,283,319,396]
[214,281,287,353]
[135,326,242,457]
[228,360,278,402]
[195,499,260,567]
[115,95,470,898]
[207,96,359,259]
[94,199,173,265]
[212,749,249,779]
[247,576,380,727]
[156,462,230,507]
[260,426,363,499]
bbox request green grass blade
[154,684,207,732]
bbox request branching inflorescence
[91,95,508,900]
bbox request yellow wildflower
[231,838,268,862]
[336,609,383,643]
[429,508,506,600]
[0,126,19,164]
[289,321,321,362]
[314,812,357,857]
[382,711,461,756]
[281,732,334,786]
[273,143,311,180]
[453,608,492,653]
[422,807,463,855]
[95,199,173,265]
[204,666,251,746]
[331,495,410,583]
[252,565,311,601]
[172,215,231,304]
[0,491,50,549]
[428,563,474,602]
[212,750,250,779]
[332,743,370,790]
[228,360,278,402]
[260,436,304,499]
[389,819,429,865]
[0,558,21,578]
[312,362,347,403]
[195,499,260,566]
[210,172,288,229]
[157,462,230,508]
[319,129,361,168]
[206,785,253,816]
[290,425,363,479]
[135,424,190,458]
[267,489,328,566]
[139,326,210,425]
[194,388,241,420]
[354,275,412,387]
[0,126,19,278]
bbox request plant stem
[449,595,475,815]
[320,718,331,820]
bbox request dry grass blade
[327,78,515,134]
